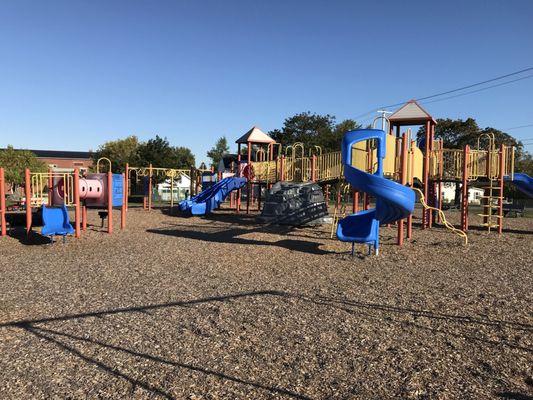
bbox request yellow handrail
[413,187,468,246]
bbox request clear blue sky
[1,0,532,164]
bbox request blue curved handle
[342,129,386,176]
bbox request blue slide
[336,129,415,255]
[178,176,247,215]
[506,173,533,198]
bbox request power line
[505,124,533,130]
[380,66,533,109]
[419,74,533,105]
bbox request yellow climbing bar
[413,187,468,246]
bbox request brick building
[9,149,93,171]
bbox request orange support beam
[498,144,505,234]
[107,172,113,234]
[407,140,415,240]
[25,168,32,236]
[422,121,431,229]
[148,163,153,211]
[352,189,359,214]
[397,133,408,246]
[461,145,470,231]
[47,169,53,206]
[82,205,87,231]
[246,141,251,214]
[73,169,81,238]
[0,168,6,237]
[311,155,317,182]
[121,173,126,230]
[125,163,129,212]
[236,143,242,213]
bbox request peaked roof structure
[388,100,436,125]
[236,126,276,144]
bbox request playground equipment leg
[121,173,126,230]
[73,169,81,238]
[125,163,129,212]
[148,164,153,211]
[461,145,470,231]
[498,144,505,234]
[352,190,359,213]
[107,172,113,234]
[0,168,6,237]
[47,169,53,206]
[82,205,87,231]
[25,168,32,236]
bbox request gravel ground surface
[0,206,532,399]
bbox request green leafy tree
[417,118,524,156]
[92,135,141,173]
[0,146,46,188]
[137,135,195,168]
[269,112,361,153]
[207,136,229,167]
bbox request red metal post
[325,184,330,211]
[407,140,415,240]
[422,121,431,229]
[107,172,113,234]
[0,168,6,237]
[82,205,87,231]
[498,144,505,234]
[25,168,32,236]
[125,163,129,212]
[246,141,251,214]
[311,155,316,182]
[73,169,81,238]
[352,189,358,213]
[121,173,126,230]
[47,169,53,206]
[148,163,153,211]
[428,123,436,228]
[461,145,470,231]
[236,144,242,213]
[397,133,408,245]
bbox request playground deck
[0,208,531,399]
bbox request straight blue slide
[506,173,533,198]
[179,176,247,215]
[336,129,415,255]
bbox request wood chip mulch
[0,206,532,399]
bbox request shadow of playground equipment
[2,290,531,399]
[146,226,333,255]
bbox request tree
[269,112,361,154]
[207,136,229,167]
[0,146,46,188]
[417,118,524,156]
[92,136,141,173]
[319,119,361,152]
[137,135,195,168]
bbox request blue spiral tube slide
[336,129,415,255]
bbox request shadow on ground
[146,226,334,255]
[2,290,531,399]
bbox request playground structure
[0,158,126,240]
[1,100,531,249]
[125,164,193,211]
[244,101,527,244]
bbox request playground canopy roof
[388,100,436,126]
[236,126,276,144]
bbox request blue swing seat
[41,205,75,239]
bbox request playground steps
[476,181,503,232]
